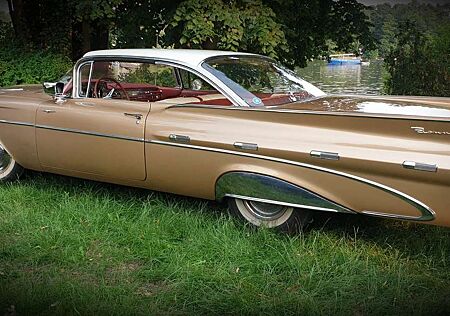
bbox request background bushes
[0,22,72,87]
[0,48,72,87]
[383,21,449,96]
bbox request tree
[5,0,125,59]
[367,1,450,57]
[166,0,288,59]
[112,0,182,49]
[262,0,375,67]
[384,20,449,96]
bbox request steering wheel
[93,77,130,101]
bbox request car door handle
[234,142,258,151]
[42,109,56,113]
[169,134,190,143]
[310,150,340,161]
[124,113,143,120]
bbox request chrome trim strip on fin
[147,139,436,222]
[225,195,345,213]
[360,210,435,221]
[403,161,437,173]
[216,172,355,214]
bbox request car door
[35,60,157,181]
[36,98,150,181]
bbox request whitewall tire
[228,198,313,232]
[0,144,24,182]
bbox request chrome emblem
[411,126,450,135]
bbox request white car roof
[83,49,259,67]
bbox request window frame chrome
[72,55,242,106]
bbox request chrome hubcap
[243,200,288,220]
[0,145,12,173]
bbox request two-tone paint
[0,49,449,227]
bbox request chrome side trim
[310,150,339,161]
[226,195,346,213]
[147,139,436,221]
[0,117,437,221]
[360,210,435,221]
[0,119,34,127]
[216,172,354,214]
[0,88,24,92]
[403,161,437,173]
[0,119,144,142]
[35,124,144,142]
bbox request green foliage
[112,0,181,49]
[368,2,450,58]
[70,0,124,21]
[168,0,288,59]
[265,0,375,67]
[0,47,72,87]
[0,21,13,44]
[383,21,449,96]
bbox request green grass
[1,172,449,315]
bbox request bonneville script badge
[411,127,450,135]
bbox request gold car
[1,49,449,231]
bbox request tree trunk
[7,0,28,41]
[81,19,91,54]
[90,20,109,51]
[71,20,84,61]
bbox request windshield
[203,56,325,107]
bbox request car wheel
[228,198,313,232]
[0,144,24,182]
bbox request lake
[296,59,385,95]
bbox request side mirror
[55,82,64,94]
[43,82,57,96]
[43,82,67,103]
[43,82,65,95]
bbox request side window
[79,62,93,97]
[179,69,216,92]
[78,61,180,102]
[118,63,178,87]
[177,69,232,106]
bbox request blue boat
[328,53,361,65]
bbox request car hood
[272,95,450,121]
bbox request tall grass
[1,172,449,315]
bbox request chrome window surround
[72,56,243,106]
[75,61,93,98]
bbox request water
[296,59,385,95]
